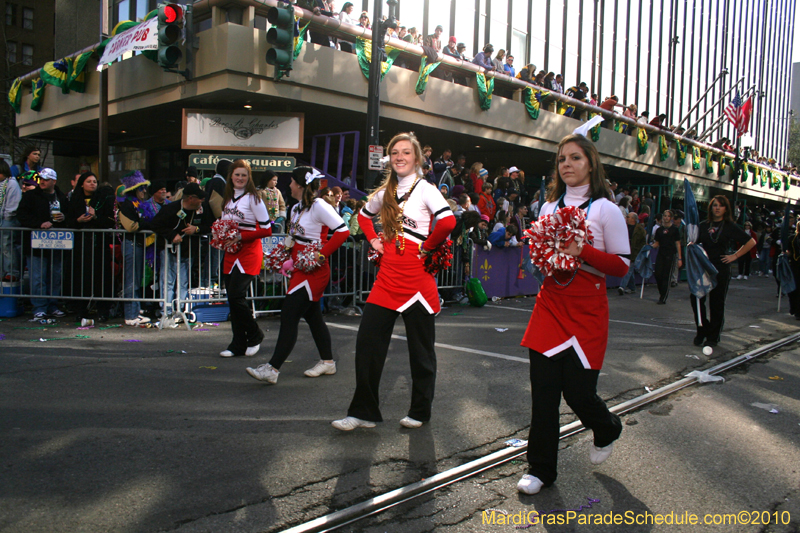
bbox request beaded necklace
[393,176,421,254]
[708,220,724,244]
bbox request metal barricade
[0,226,170,325]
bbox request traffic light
[266,4,295,75]
[157,3,185,69]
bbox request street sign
[31,230,74,250]
[368,145,384,171]
[188,153,296,172]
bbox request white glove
[484,242,492,251]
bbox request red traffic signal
[159,3,184,24]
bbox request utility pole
[363,0,397,191]
[99,0,109,181]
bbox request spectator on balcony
[543,72,555,91]
[565,82,589,102]
[477,182,497,220]
[358,11,370,29]
[638,111,650,124]
[552,74,565,94]
[599,95,623,128]
[649,113,668,128]
[17,168,67,320]
[517,63,535,83]
[337,2,357,52]
[425,25,443,52]
[443,36,459,59]
[621,104,637,134]
[456,42,467,60]
[473,44,495,71]
[504,54,516,77]
[492,49,506,72]
[589,93,598,106]
[11,146,41,178]
[534,70,546,87]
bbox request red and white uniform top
[522,184,629,369]
[222,190,272,275]
[285,198,349,301]
[360,173,455,314]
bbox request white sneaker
[743,275,748,280]
[246,363,279,384]
[517,474,544,495]
[736,275,743,280]
[304,360,337,377]
[399,416,423,428]
[590,442,615,465]
[617,287,624,295]
[245,344,260,356]
[331,416,376,431]
[220,350,235,357]
[137,315,151,323]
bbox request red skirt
[521,270,609,370]
[367,240,440,314]
[287,243,330,301]
[224,239,262,276]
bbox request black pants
[526,350,621,486]
[268,289,332,369]
[737,254,752,276]
[224,269,263,355]
[654,251,676,302]
[347,303,436,423]
[690,264,731,344]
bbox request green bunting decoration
[676,141,686,166]
[784,174,790,191]
[762,169,770,187]
[476,73,494,111]
[718,157,727,177]
[355,37,401,81]
[741,162,749,183]
[8,78,22,113]
[40,58,71,94]
[772,172,782,191]
[658,135,668,161]
[704,151,713,173]
[415,56,441,95]
[30,78,45,111]
[275,19,310,81]
[637,127,648,155]
[590,113,601,142]
[68,51,93,93]
[753,166,760,186]
[523,87,549,120]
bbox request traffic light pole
[363,0,397,191]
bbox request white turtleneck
[539,184,630,274]
[362,172,453,244]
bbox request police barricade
[355,238,466,306]
[0,226,170,325]
[170,233,360,329]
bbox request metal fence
[0,226,466,328]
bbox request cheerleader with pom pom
[332,132,456,432]
[517,134,630,496]
[217,160,273,358]
[246,166,349,384]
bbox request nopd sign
[31,230,74,250]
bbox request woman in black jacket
[67,172,116,323]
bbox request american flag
[724,91,752,135]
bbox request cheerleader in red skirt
[332,132,456,431]
[218,160,273,357]
[517,134,630,495]
[246,166,349,384]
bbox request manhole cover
[650,318,696,325]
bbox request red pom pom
[211,219,243,254]
[423,239,453,275]
[367,232,384,267]
[526,205,593,277]
[265,243,290,272]
[295,242,325,273]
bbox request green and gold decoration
[692,147,701,170]
[772,172,782,191]
[523,87,549,120]
[415,56,441,95]
[676,140,686,166]
[30,78,45,111]
[40,58,72,94]
[704,151,713,173]
[658,135,669,162]
[355,37,401,81]
[784,174,790,191]
[276,19,310,81]
[762,169,770,187]
[590,113,601,142]
[476,73,494,111]
[637,127,648,155]
[68,51,93,93]
[8,78,22,113]
[741,162,749,183]
[754,166,760,186]
[718,157,727,177]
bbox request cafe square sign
[182,110,304,153]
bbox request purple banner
[472,245,540,298]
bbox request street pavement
[0,274,798,532]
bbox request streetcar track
[282,331,800,533]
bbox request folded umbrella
[683,178,718,325]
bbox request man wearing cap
[186,166,199,184]
[116,171,154,326]
[507,166,527,205]
[17,168,68,319]
[424,25,443,52]
[150,183,212,318]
